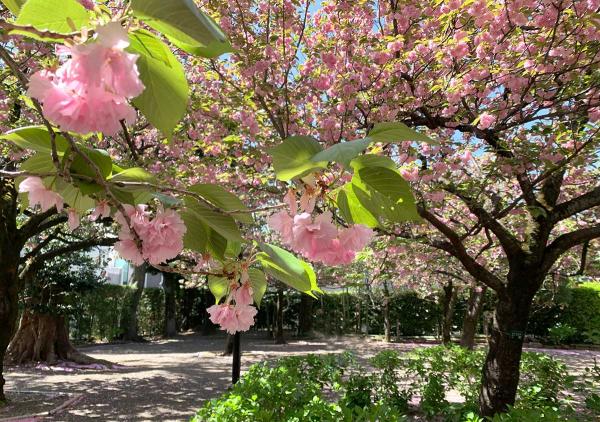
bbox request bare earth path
[2,333,599,421]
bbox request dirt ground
[2,333,599,421]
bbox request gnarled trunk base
[7,310,111,367]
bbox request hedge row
[68,282,600,344]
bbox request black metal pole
[231,332,241,384]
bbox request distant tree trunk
[383,281,391,342]
[163,273,178,338]
[441,280,459,344]
[119,264,147,341]
[297,294,313,336]
[274,288,286,344]
[460,284,487,350]
[8,268,112,367]
[7,309,109,366]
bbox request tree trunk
[0,262,18,403]
[119,264,147,341]
[441,280,458,345]
[383,281,391,342]
[274,288,286,344]
[479,285,536,416]
[460,284,487,350]
[297,294,313,336]
[0,179,19,402]
[163,273,178,338]
[7,309,110,366]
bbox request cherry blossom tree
[193,0,600,415]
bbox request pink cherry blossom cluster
[27,22,144,135]
[207,281,258,334]
[267,190,374,266]
[114,205,186,266]
[18,176,64,212]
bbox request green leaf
[188,184,253,224]
[355,167,420,223]
[128,29,189,137]
[350,154,397,171]
[224,241,242,259]
[20,153,55,174]
[208,229,227,261]
[336,185,379,228]
[247,268,267,307]
[16,0,89,34]
[131,0,232,58]
[1,0,25,15]
[70,148,112,179]
[208,276,229,303]
[257,243,317,294]
[184,197,243,243]
[108,167,156,184]
[0,126,69,154]
[181,209,209,253]
[367,122,436,144]
[54,179,95,213]
[268,136,327,181]
[311,138,372,168]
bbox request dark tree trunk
[119,264,147,341]
[479,277,537,416]
[6,309,109,366]
[297,294,313,336]
[460,284,487,350]
[163,273,178,338]
[0,260,18,403]
[383,281,391,342]
[274,288,286,344]
[441,280,459,345]
[0,179,19,402]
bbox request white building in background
[90,246,164,288]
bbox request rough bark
[297,294,313,336]
[119,264,147,341]
[479,274,538,416]
[0,259,18,403]
[274,288,286,344]
[0,179,19,401]
[460,284,487,350]
[6,309,110,366]
[441,280,459,345]
[163,273,178,338]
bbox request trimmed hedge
[69,285,212,341]
[68,281,600,344]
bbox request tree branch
[418,207,507,295]
[543,225,600,273]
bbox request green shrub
[489,406,576,421]
[563,282,600,343]
[192,354,349,422]
[193,348,580,421]
[546,323,578,345]
[403,345,572,416]
[369,350,410,412]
